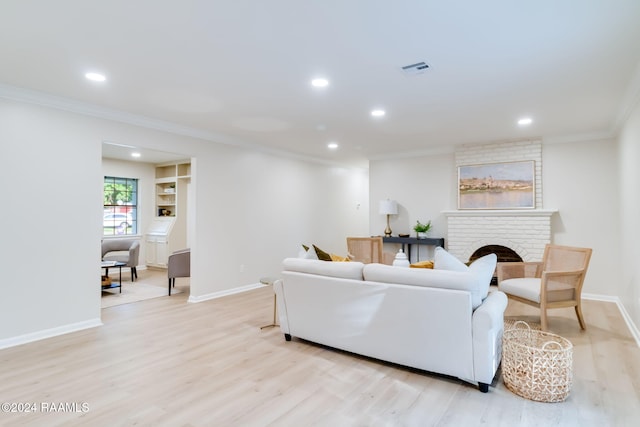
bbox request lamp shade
[379,199,398,215]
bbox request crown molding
[613,58,640,133]
[0,83,237,144]
[0,83,365,169]
[542,131,616,145]
[369,131,618,163]
[368,144,455,162]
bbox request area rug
[102,283,181,308]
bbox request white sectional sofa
[273,249,508,392]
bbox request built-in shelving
[154,162,191,217]
[147,161,191,268]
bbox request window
[103,176,138,236]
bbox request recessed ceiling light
[327,142,339,150]
[518,117,533,126]
[131,152,141,158]
[371,109,386,117]
[85,72,106,82]
[311,78,329,88]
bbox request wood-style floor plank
[1,270,639,426]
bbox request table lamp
[379,199,398,237]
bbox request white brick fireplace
[443,209,557,262]
[445,140,557,262]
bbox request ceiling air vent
[401,61,430,75]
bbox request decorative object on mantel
[392,249,410,267]
[413,220,432,239]
[379,199,398,237]
[458,160,535,210]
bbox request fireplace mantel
[442,209,558,217]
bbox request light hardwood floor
[1,271,639,426]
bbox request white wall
[190,145,369,298]
[370,152,455,241]
[618,101,640,328]
[542,138,621,297]
[369,139,621,297]
[1,99,103,341]
[0,97,369,344]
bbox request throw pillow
[298,244,309,258]
[410,260,434,269]
[468,253,497,299]
[301,244,319,260]
[313,244,333,261]
[330,253,351,262]
[433,247,496,300]
[434,247,467,272]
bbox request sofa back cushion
[282,258,364,280]
[363,263,484,308]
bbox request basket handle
[512,320,531,331]
[541,341,563,350]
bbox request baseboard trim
[583,293,640,348]
[188,283,265,303]
[0,318,103,350]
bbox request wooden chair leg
[575,304,587,330]
[540,308,548,331]
[168,278,172,296]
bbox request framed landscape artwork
[458,160,535,209]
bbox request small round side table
[259,277,279,330]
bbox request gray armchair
[168,248,190,295]
[101,239,140,281]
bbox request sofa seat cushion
[102,254,129,263]
[499,278,541,302]
[499,277,575,303]
[362,263,483,308]
[283,258,364,280]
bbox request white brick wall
[447,140,552,262]
[444,211,554,261]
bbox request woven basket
[502,321,573,402]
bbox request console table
[383,236,445,262]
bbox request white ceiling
[2,0,640,167]
[101,141,190,165]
